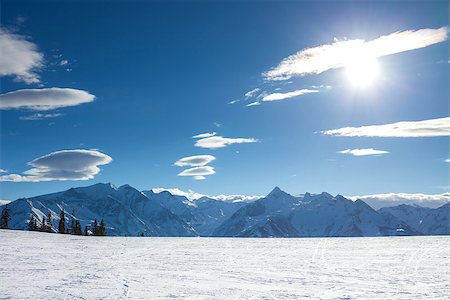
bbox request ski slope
[1,230,449,299]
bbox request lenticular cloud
[0,88,95,111]
[0,149,112,182]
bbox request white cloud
[151,187,262,202]
[0,169,7,173]
[0,149,112,182]
[151,187,208,200]
[338,148,389,156]
[212,194,262,202]
[264,27,448,80]
[322,117,450,137]
[246,101,261,107]
[0,200,11,206]
[245,88,260,99]
[192,132,217,139]
[256,91,268,100]
[262,89,319,102]
[194,135,258,149]
[445,159,450,163]
[19,113,64,121]
[0,88,95,111]
[178,166,215,180]
[348,193,450,209]
[59,59,69,66]
[0,29,44,84]
[174,155,216,167]
[228,99,240,105]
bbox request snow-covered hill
[2,230,449,299]
[213,187,419,237]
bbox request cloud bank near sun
[322,117,450,138]
[0,150,112,182]
[264,27,448,81]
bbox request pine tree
[39,216,47,232]
[47,211,53,232]
[0,205,11,229]
[73,220,82,235]
[28,215,38,231]
[58,209,66,234]
[69,209,76,234]
[84,225,89,236]
[92,219,99,236]
[98,219,106,236]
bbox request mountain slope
[5,183,196,236]
[143,190,246,236]
[214,188,418,237]
[379,203,450,235]
[3,184,447,237]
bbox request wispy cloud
[264,27,448,80]
[0,149,112,182]
[262,89,319,102]
[0,28,44,84]
[246,101,261,107]
[245,88,260,99]
[348,192,450,209]
[192,132,217,139]
[19,113,64,121]
[228,99,240,105]
[322,117,450,138]
[174,155,216,167]
[178,166,215,180]
[194,135,258,149]
[0,88,95,111]
[338,148,389,156]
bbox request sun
[345,56,380,87]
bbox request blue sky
[0,0,448,201]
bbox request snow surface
[1,230,449,299]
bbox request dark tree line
[27,208,106,236]
[1,205,11,229]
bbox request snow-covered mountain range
[2,183,449,237]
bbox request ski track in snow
[0,230,449,299]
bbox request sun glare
[345,56,380,87]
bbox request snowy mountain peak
[319,192,333,198]
[335,194,347,201]
[118,184,133,190]
[267,186,285,198]
[93,182,117,189]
